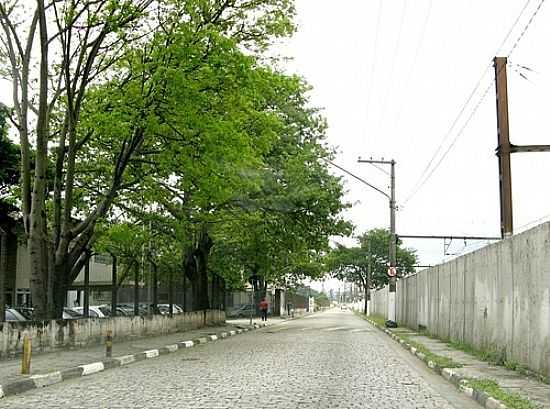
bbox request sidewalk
[364,315,550,409]
[0,321,261,395]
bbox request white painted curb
[79,362,105,376]
[165,344,178,353]
[144,349,159,358]
[31,372,62,388]
[115,355,135,366]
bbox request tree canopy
[327,228,418,292]
[0,0,351,318]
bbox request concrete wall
[370,222,550,378]
[0,309,225,359]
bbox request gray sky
[1,1,548,289]
[278,0,550,268]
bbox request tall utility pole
[357,158,397,324]
[493,56,550,239]
[494,57,514,238]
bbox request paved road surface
[1,310,480,408]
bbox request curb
[0,323,269,400]
[364,317,507,409]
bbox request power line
[403,76,495,204]
[390,0,433,135]
[403,0,540,205]
[377,0,407,136]
[496,0,533,55]
[508,0,547,56]
[365,160,390,177]
[323,159,389,199]
[364,0,384,147]
[403,66,492,204]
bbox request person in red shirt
[259,297,269,321]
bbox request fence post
[105,330,113,358]
[21,335,32,374]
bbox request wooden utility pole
[494,57,514,238]
[494,57,550,238]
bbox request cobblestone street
[1,310,480,408]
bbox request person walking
[259,297,269,321]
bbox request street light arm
[324,159,390,199]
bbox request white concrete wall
[0,310,225,358]
[369,222,550,378]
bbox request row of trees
[0,0,351,319]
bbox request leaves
[327,229,418,290]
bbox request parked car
[63,308,84,320]
[156,304,183,315]
[13,307,34,320]
[5,308,28,322]
[227,304,256,318]
[71,306,108,318]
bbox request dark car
[227,304,256,318]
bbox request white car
[71,306,109,318]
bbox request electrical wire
[508,0,547,57]
[364,0,384,146]
[390,0,433,135]
[323,159,389,199]
[403,76,495,205]
[376,0,407,136]
[402,0,540,206]
[367,161,390,177]
[402,65,493,204]
[516,212,550,233]
[496,0,533,55]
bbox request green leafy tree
[0,0,297,318]
[0,105,19,201]
[327,229,417,313]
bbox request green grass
[398,332,462,369]
[465,379,537,409]
[447,340,550,384]
[364,313,386,328]
[355,311,462,369]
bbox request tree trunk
[152,262,158,314]
[28,231,48,319]
[134,262,139,316]
[184,226,213,312]
[0,230,7,321]
[111,255,117,317]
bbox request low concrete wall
[0,310,225,359]
[371,222,550,378]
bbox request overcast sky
[1,1,549,291]
[278,0,550,270]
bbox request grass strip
[355,312,462,369]
[466,378,537,409]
